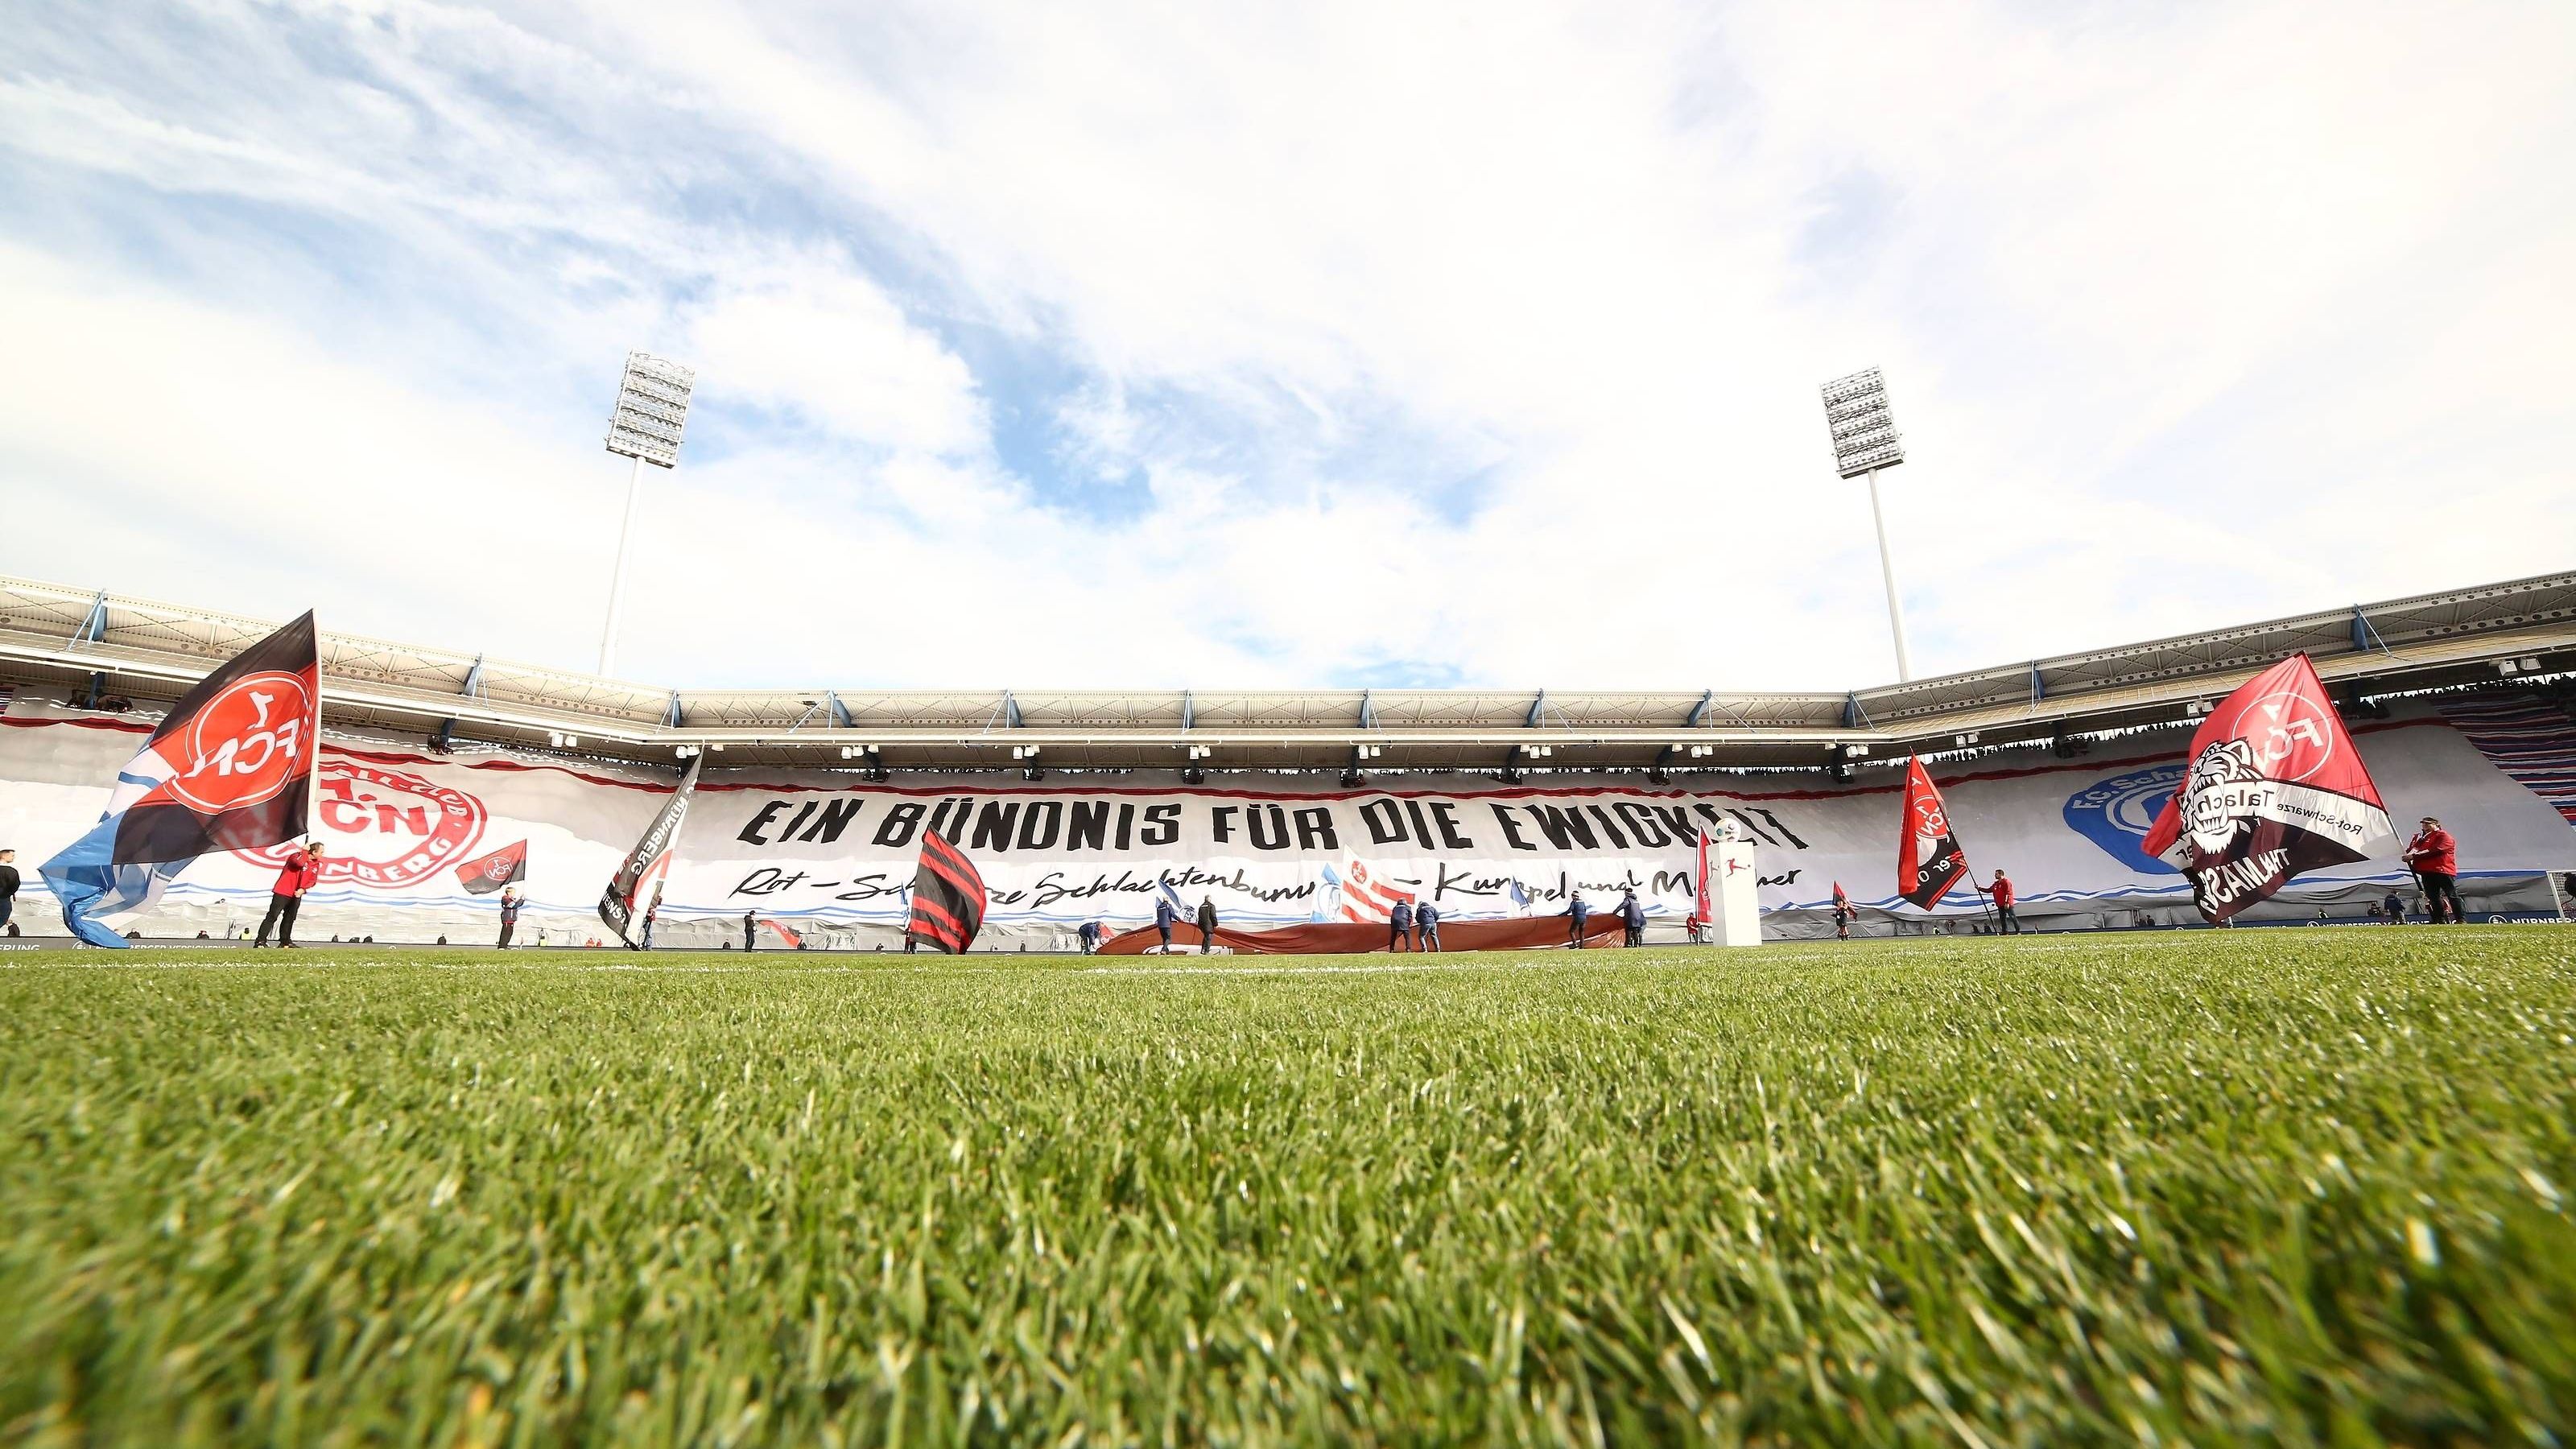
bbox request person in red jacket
[2403,816,2463,924]
[254,841,326,947]
[1989,869,2021,934]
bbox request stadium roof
[2,569,2570,776]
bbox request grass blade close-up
[2,933,2573,1445]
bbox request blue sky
[1,1,2570,692]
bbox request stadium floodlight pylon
[1821,366,1913,681]
[598,351,698,676]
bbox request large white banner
[2,699,2569,946]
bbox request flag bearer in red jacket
[255,841,325,948]
[1989,869,2021,935]
[2403,816,2463,923]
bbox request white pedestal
[1710,837,1762,947]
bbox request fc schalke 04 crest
[2061,762,2187,875]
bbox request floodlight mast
[1821,366,1912,680]
[598,351,696,676]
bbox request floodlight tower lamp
[597,350,697,677]
[1820,366,1913,681]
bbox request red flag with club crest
[2140,653,2394,922]
[454,839,528,895]
[1897,756,1971,909]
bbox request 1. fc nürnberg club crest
[1909,793,1951,857]
[166,670,315,814]
[237,759,487,888]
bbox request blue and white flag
[1158,877,1191,919]
[1507,879,1532,914]
[41,824,190,948]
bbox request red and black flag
[114,610,322,863]
[905,830,988,953]
[455,839,528,895]
[40,610,323,948]
[1897,755,1971,909]
[2140,652,2394,923]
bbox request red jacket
[271,851,321,897]
[1991,875,2015,908]
[2404,828,2457,877]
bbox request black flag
[905,830,988,953]
[601,757,700,947]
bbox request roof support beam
[827,691,852,729]
[1358,688,1377,729]
[462,654,485,698]
[1180,690,1195,732]
[68,589,108,646]
[1525,689,1548,728]
[663,691,684,728]
[2352,604,2390,655]
[1686,688,1714,728]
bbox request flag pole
[1864,466,1913,681]
[598,452,645,676]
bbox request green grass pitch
[3,931,2573,1445]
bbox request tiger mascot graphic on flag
[2178,737,2269,859]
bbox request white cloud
[683,258,989,462]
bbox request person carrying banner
[497,887,522,948]
[1990,869,2020,934]
[1566,893,1590,947]
[1414,899,1440,952]
[1196,895,1218,954]
[1154,893,1178,952]
[1831,882,1854,939]
[254,841,324,948]
[1078,919,1101,955]
[741,909,756,952]
[2402,816,2462,923]
[1620,887,1645,947]
[0,848,18,933]
[1388,898,1413,952]
[641,886,663,949]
